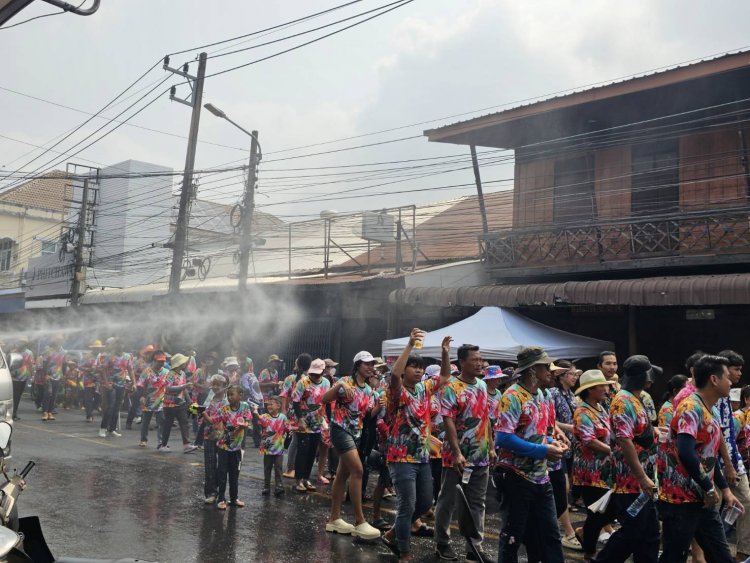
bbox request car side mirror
[0,422,11,451]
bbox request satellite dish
[320,210,337,219]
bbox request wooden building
[402,50,750,379]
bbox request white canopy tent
[382,307,613,362]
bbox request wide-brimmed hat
[622,355,663,382]
[374,357,387,369]
[266,354,281,364]
[223,356,240,369]
[324,358,338,368]
[484,366,504,380]
[513,347,556,376]
[139,344,155,357]
[170,353,189,370]
[308,358,326,375]
[353,351,375,364]
[575,370,614,395]
[88,339,105,349]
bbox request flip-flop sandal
[216,501,227,510]
[231,500,246,508]
[294,484,308,493]
[305,482,317,492]
[412,524,434,537]
[380,535,400,557]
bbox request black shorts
[331,424,358,454]
[549,466,568,518]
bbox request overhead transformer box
[361,211,395,243]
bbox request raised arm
[390,327,424,394]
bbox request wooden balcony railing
[480,207,750,270]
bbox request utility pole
[238,131,259,291]
[470,145,489,235]
[70,179,89,307]
[166,52,207,295]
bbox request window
[41,241,57,255]
[553,156,595,224]
[0,239,13,272]
[631,140,680,216]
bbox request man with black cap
[593,355,659,563]
[495,346,567,563]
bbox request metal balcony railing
[480,206,750,269]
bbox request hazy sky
[3,0,750,221]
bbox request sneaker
[466,550,497,563]
[204,495,216,504]
[134,416,142,424]
[98,428,107,437]
[436,544,458,561]
[139,441,147,448]
[41,412,48,421]
[351,522,381,540]
[325,518,356,535]
[282,470,295,479]
[85,417,93,423]
[47,414,55,421]
[109,430,122,438]
[261,488,270,496]
[157,445,171,453]
[183,444,198,453]
[562,533,583,551]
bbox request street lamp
[203,102,261,290]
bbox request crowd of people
[7,331,750,563]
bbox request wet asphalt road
[8,398,586,563]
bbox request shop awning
[390,273,750,307]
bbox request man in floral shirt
[658,354,742,562]
[10,337,34,420]
[495,347,566,563]
[434,343,494,563]
[594,355,660,562]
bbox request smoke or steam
[0,284,304,367]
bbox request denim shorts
[330,424,358,454]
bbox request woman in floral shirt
[572,370,615,561]
[323,350,382,540]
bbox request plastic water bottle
[626,492,650,517]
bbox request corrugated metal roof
[425,49,750,137]
[390,273,750,307]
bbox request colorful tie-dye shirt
[80,357,99,388]
[641,390,657,423]
[658,400,675,428]
[658,392,722,504]
[13,349,35,381]
[142,366,168,411]
[256,412,288,455]
[424,376,445,459]
[610,389,657,494]
[331,376,375,439]
[108,353,133,387]
[572,402,613,489]
[259,368,279,400]
[496,383,555,483]
[210,401,252,451]
[487,390,502,430]
[735,409,750,467]
[440,376,490,469]
[386,383,431,464]
[291,376,330,434]
[46,348,67,381]
[163,369,187,408]
[202,395,228,441]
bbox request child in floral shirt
[204,385,252,509]
[252,395,289,496]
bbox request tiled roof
[341,190,513,269]
[0,170,71,212]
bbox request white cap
[308,358,326,375]
[353,350,375,364]
[730,387,742,402]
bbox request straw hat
[513,347,556,376]
[170,353,190,370]
[575,370,614,395]
[88,340,105,349]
